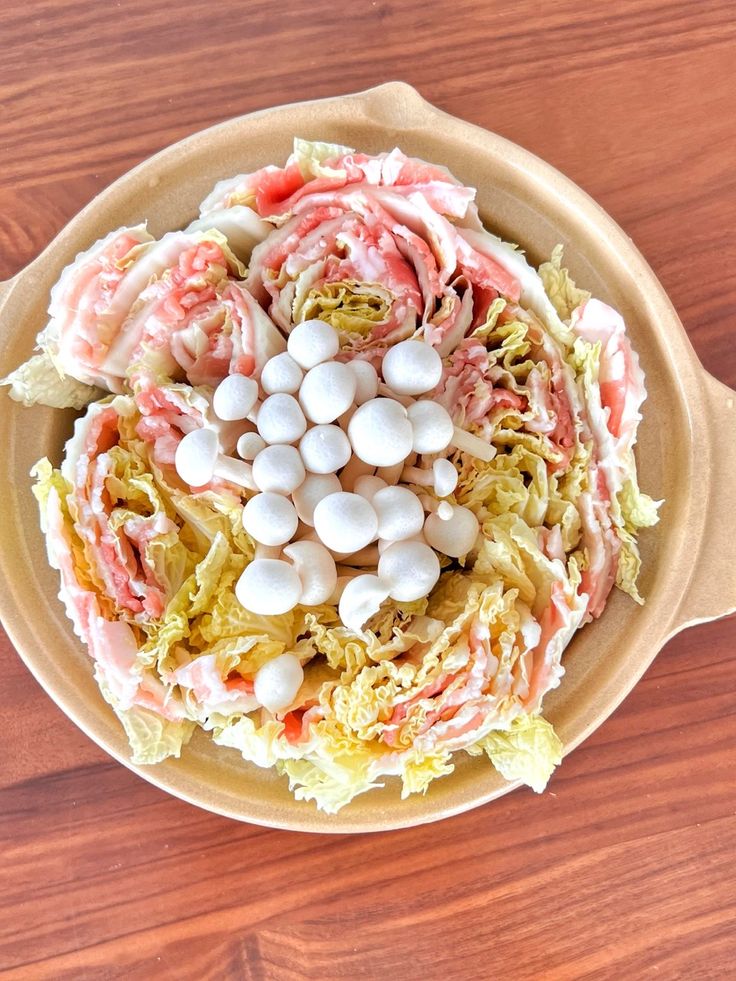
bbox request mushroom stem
[401,465,433,487]
[338,545,380,567]
[255,543,282,560]
[213,455,258,490]
[417,493,439,512]
[327,571,363,605]
[339,455,375,491]
[376,462,404,485]
[450,426,496,462]
[377,383,414,407]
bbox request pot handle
[671,369,736,633]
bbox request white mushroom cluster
[174,320,495,633]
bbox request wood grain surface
[1,1,735,978]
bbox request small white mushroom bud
[253,652,304,712]
[347,398,414,467]
[235,559,302,616]
[353,474,387,502]
[299,424,352,474]
[381,339,443,396]
[237,432,267,461]
[242,492,299,546]
[283,540,338,606]
[260,352,304,395]
[256,393,307,445]
[377,541,441,602]
[432,458,459,498]
[423,505,480,557]
[213,374,260,421]
[312,492,378,553]
[252,444,306,495]
[371,485,425,542]
[344,359,379,404]
[287,319,340,370]
[338,574,391,633]
[174,428,219,487]
[292,473,342,526]
[407,400,454,455]
[299,362,357,424]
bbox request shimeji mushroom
[371,485,425,542]
[253,652,304,713]
[338,455,375,491]
[212,373,260,422]
[235,558,302,616]
[347,398,414,467]
[381,339,443,396]
[423,504,480,557]
[175,427,257,490]
[237,432,266,461]
[377,541,441,602]
[338,574,391,633]
[251,444,306,495]
[344,359,379,404]
[287,319,340,370]
[299,425,352,474]
[406,400,454,454]
[299,361,357,424]
[256,393,307,445]
[353,474,387,502]
[260,351,304,395]
[282,540,337,606]
[312,492,378,553]
[242,492,299,547]
[292,473,342,526]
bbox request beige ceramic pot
[1,82,734,832]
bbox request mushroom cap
[237,432,267,461]
[381,339,443,396]
[299,361,357,424]
[260,352,304,395]
[344,359,379,404]
[287,319,340,370]
[347,398,414,467]
[252,444,306,495]
[407,400,454,455]
[372,485,425,542]
[212,373,259,421]
[432,457,459,497]
[174,427,219,487]
[256,393,307,445]
[377,541,441,602]
[242,492,299,546]
[312,492,378,553]
[235,559,302,616]
[299,424,352,474]
[292,472,342,526]
[424,504,480,557]
[253,652,304,712]
[338,574,390,633]
[283,540,338,606]
[353,474,387,503]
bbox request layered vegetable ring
[3,140,660,812]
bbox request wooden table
[1,2,735,977]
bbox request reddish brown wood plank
[0,1,734,978]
